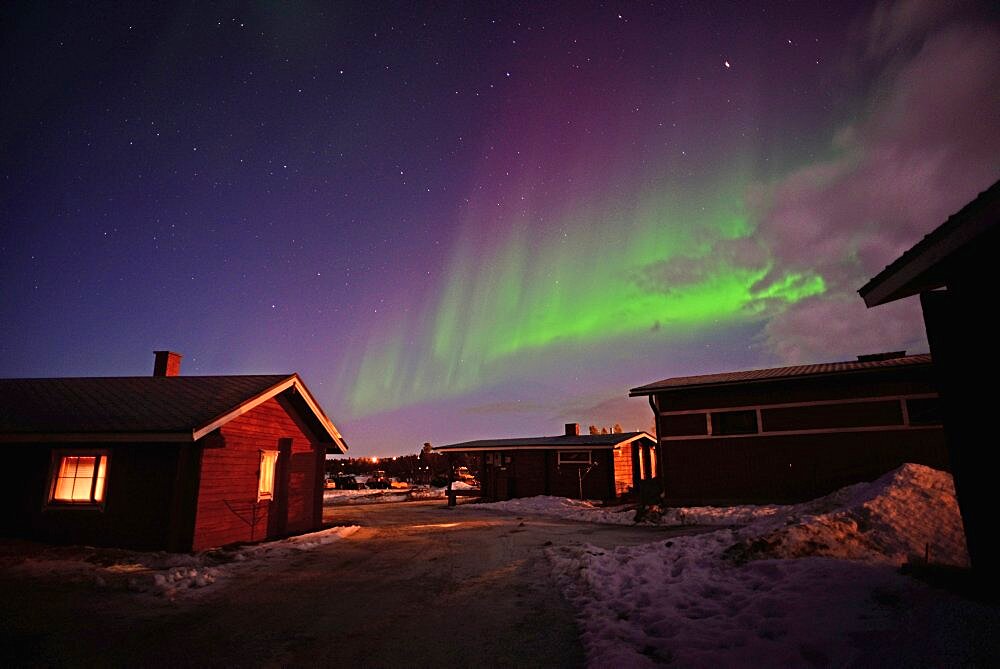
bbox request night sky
[3,1,998,456]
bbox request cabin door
[268,438,292,538]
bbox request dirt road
[1,500,703,668]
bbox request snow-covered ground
[537,464,981,667]
[2,525,358,601]
[324,481,477,505]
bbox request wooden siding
[659,428,947,505]
[1,443,182,551]
[612,446,634,495]
[648,364,948,505]
[192,394,323,551]
[477,448,629,501]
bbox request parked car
[328,474,363,490]
[367,470,393,489]
[455,466,478,486]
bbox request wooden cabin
[0,351,347,552]
[435,423,657,501]
[630,353,948,505]
[859,179,999,571]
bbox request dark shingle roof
[0,375,290,435]
[434,432,653,452]
[629,354,932,395]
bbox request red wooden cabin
[435,423,657,501]
[630,352,948,505]
[0,352,347,551]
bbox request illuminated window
[49,453,108,505]
[558,451,592,465]
[258,450,279,501]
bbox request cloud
[864,0,973,56]
[762,296,926,364]
[753,11,1000,362]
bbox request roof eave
[190,374,348,452]
[0,431,193,444]
[434,432,654,452]
[859,180,1000,307]
[629,359,933,395]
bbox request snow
[473,464,969,566]
[544,464,977,667]
[323,482,477,505]
[324,488,414,504]
[4,525,359,601]
[472,495,638,524]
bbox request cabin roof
[629,353,931,396]
[433,431,654,452]
[859,179,1000,307]
[0,374,347,451]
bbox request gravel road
[1,500,705,668]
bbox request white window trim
[658,393,938,416]
[47,450,110,509]
[659,393,941,441]
[557,450,592,465]
[258,450,279,502]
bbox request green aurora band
[345,186,824,416]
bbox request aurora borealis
[344,183,826,416]
[3,1,998,455]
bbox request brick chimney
[153,351,182,377]
[565,422,580,436]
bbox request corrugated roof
[0,375,290,435]
[859,179,1000,307]
[629,354,932,395]
[434,432,653,452]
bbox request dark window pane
[907,397,942,425]
[761,401,903,432]
[711,410,758,436]
[661,413,708,436]
[558,451,591,464]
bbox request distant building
[0,351,347,551]
[434,423,656,501]
[630,353,947,505]
[859,179,999,571]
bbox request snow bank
[546,464,972,667]
[722,463,968,566]
[324,489,413,504]
[323,483,478,505]
[473,464,968,567]
[6,525,359,601]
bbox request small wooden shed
[630,353,948,505]
[435,423,657,501]
[0,351,347,552]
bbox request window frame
[258,449,279,502]
[905,397,943,426]
[710,410,760,436]
[46,450,110,510]
[557,450,593,465]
